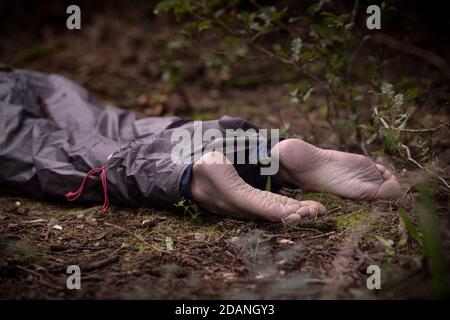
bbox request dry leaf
[277,239,295,245]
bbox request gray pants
[0,69,275,209]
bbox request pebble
[141,219,157,228]
[85,215,98,226]
[277,239,295,245]
[194,233,206,241]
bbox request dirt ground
[0,2,449,299]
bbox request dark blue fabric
[179,138,284,202]
[180,163,195,201]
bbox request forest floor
[0,5,449,299]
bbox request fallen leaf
[165,236,174,251]
[52,224,63,231]
[194,233,206,241]
[277,239,295,245]
[220,272,236,281]
[85,215,98,226]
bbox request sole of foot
[274,139,403,200]
[190,151,326,224]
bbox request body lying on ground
[0,69,402,224]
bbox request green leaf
[154,0,177,15]
[405,87,420,101]
[198,20,212,31]
[165,236,174,251]
[375,235,395,256]
[299,50,316,62]
[265,176,271,192]
[182,22,199,36]
[291,38,303,62]
[398,207,423,245]
[366,133,377,145]
[381,82,394,97]
[417,183,449,298]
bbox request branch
[373,107,450,192]
[400,124,447,133]
[371,33,450,79]
[400,143,450,192]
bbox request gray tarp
[0,69,263,210]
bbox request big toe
[281,200,326,223]
[375,178,402,199]
[298,200,326,216]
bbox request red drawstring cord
[65,166,109,213]
[100,167,109,213]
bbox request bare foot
[190,151,326,224]
[274,139,402,200]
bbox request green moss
[297,192,344,208]
[333,210,369,231]
[0,240,46,263]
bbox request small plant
[396,184,449,298]
[174,197,202,221]
[416,183,449,298]
[398,207,422,246]
[265,176,271,192]
[375,235,395,256]
[363,82,450,193]
[165,236,175,251]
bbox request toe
[298,200,326,215]
[308,206,319,217]
[382,170,392,179]
[376,164,386,173]
[311,202,326,214]
[375,179,402,199]
[300,200,326,210]
[284,213,301,225]
[296,206,313,217]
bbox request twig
[303,231,336,241]
[373,107,450,192]
[373,106,391,129]
[81,255,119,272]
[400,143,450,192]
[325,206,341,215]
[16,266,61,290]
[104,221,168,253]
[48,255,119,273]
[400,124,447,133]
[349,0,359,27]
[104,221,146,243]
